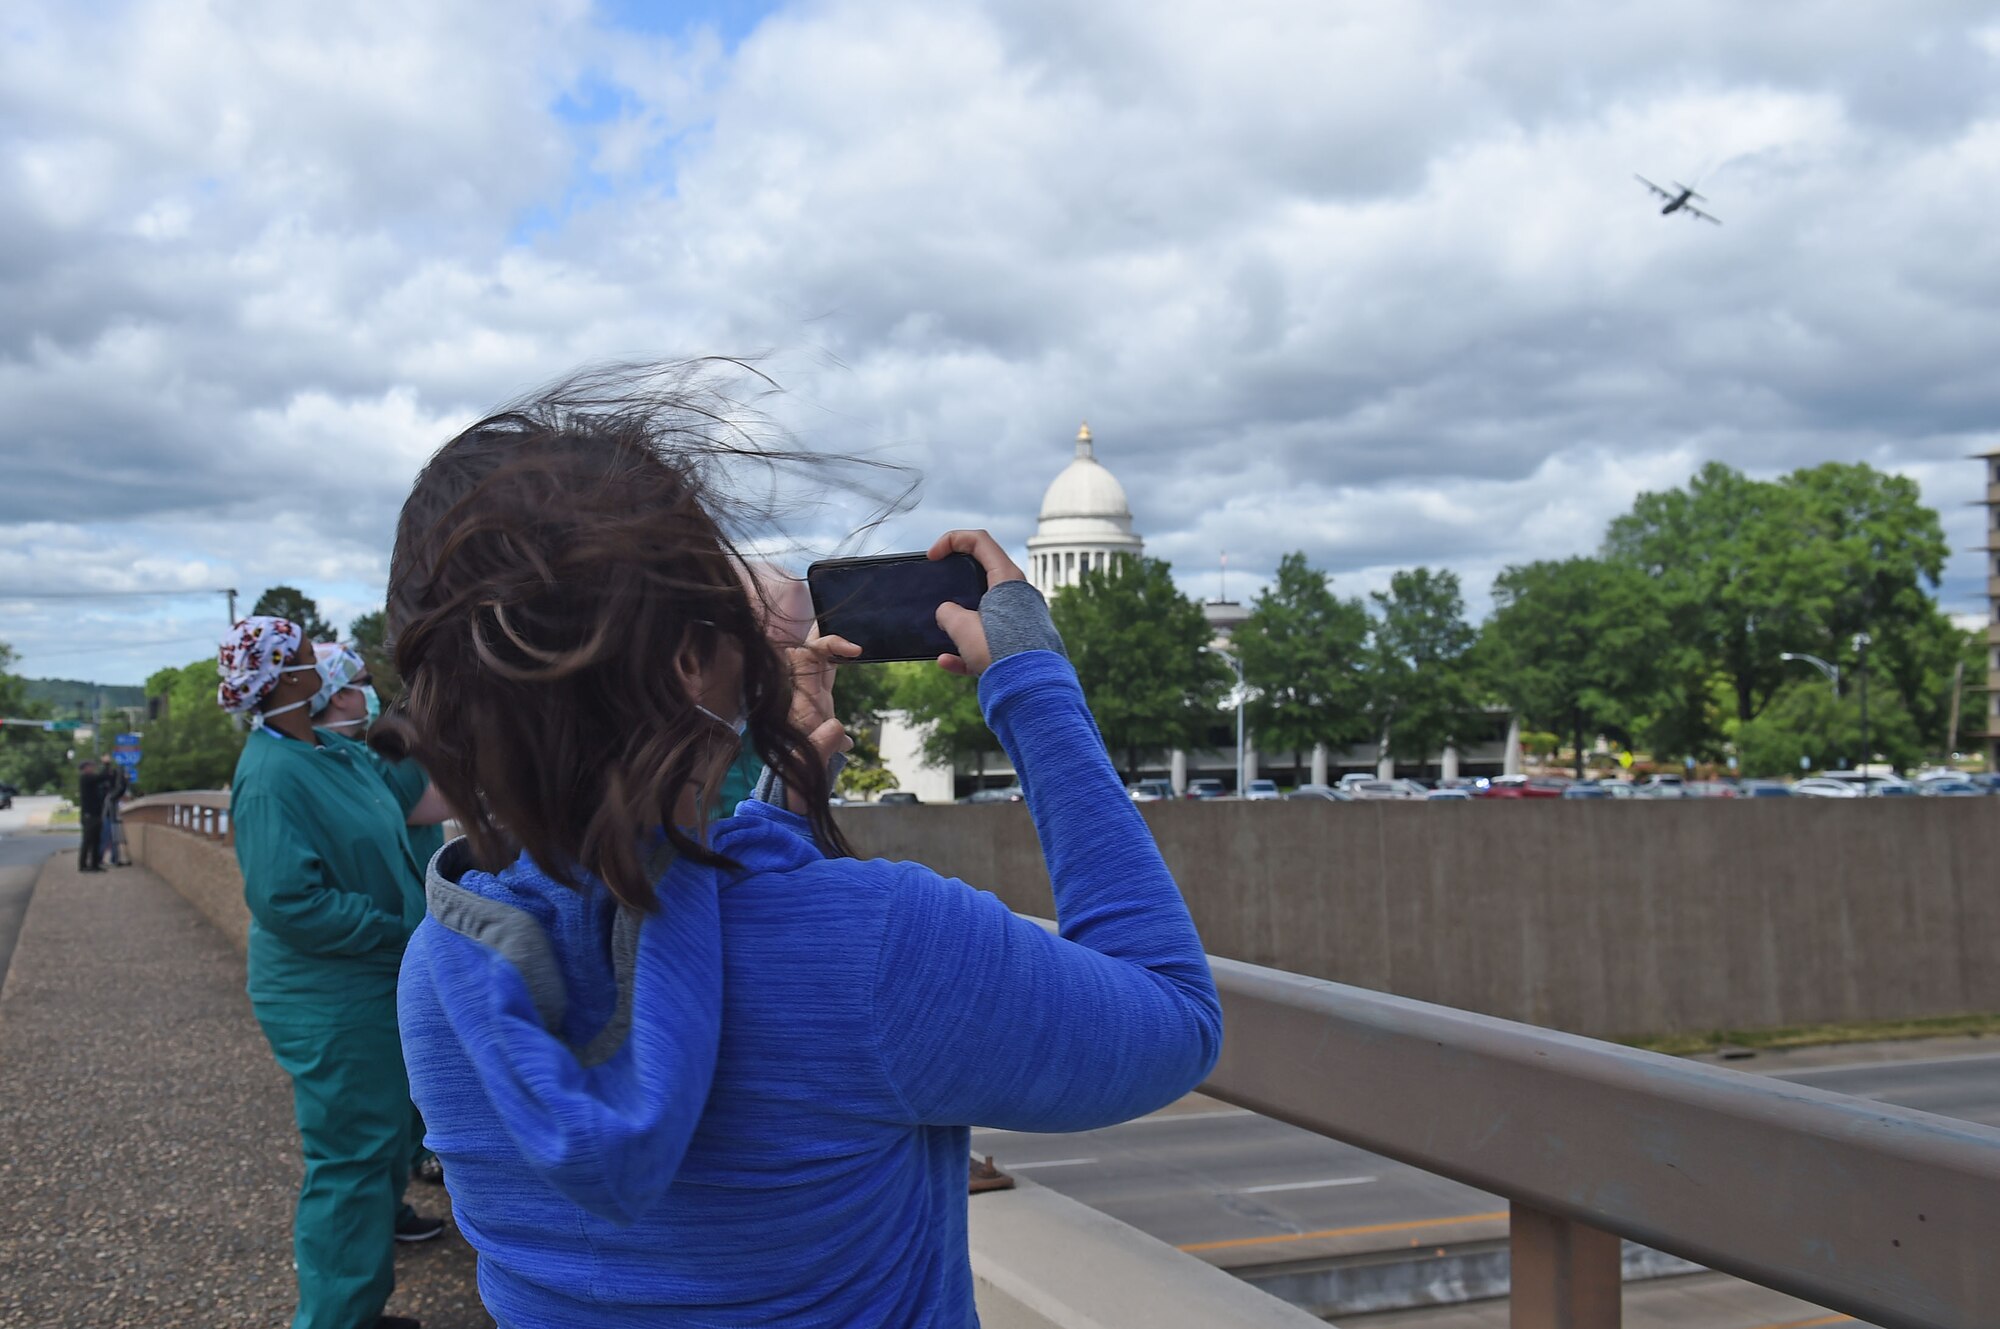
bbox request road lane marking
[972,1107,1252,1138]
[1179,1209,1509,1254]
[1239,1176,1377,1194]
[1746,1316,1851,1329]
[1004,1157,1098,1170]
[1774,1051,2000,1079]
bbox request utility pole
[225,587,238,624]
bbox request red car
[1477,775,1567,799]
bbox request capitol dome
[1026,423,1145,594]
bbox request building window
[1066,551,1074,578]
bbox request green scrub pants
[258,1001,412,1329]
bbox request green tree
[1482,557,1671,778]
[1604,460,1954,761]
[886,660,994,786]
[831,660,900,797]
[1366,567,1477,771]
[1233,553,1372,776]
[252,585,334,641]
[347,610,404,700]
[1734,679,1921,776]
[0,642,70,795]
[1604,463,1818,751]
[141,658,246,791]
[1050,557,1228,781]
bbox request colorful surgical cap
[217,616,304,714]
[310,642,368,715]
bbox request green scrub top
[714,747,763,820]
[405,822,446,878]
[231,727,429,1008]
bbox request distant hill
[21,678,148,716]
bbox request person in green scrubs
[712,563,817,817]
[219,618,451,1329]
[311,641,447,1189]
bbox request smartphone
[807,552,987,663]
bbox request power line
[0,588,233,600]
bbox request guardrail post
[1510,1202,1620,1328]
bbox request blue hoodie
[397,648,1222,1327]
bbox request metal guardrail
[122,790,233,843]
[1198,955,2000,1329]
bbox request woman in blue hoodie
[373,368,1222,1327]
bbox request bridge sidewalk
[0,845,487,1328]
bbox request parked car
[1243,778,1282,801]
[1479,775,1566,799]
[1184,778,1227,800]
[1561,782,1613,799]
[1425,787,1474,801]
[1336,773,1377,791]
[1737,781,1794,798]
[1348,779,1420,801]
[1638,774,1688,799]
[1286,783,1353,802]
[1792,777,1862,798]
[959,786,1024,804]
[1128,778,1175,802]
[877,790,920,805]
[1917,778,1984,797]
[1686,781,1740,799]
[1865,776,1920,796]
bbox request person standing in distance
[75,759,111,873]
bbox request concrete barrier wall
[127,823,251,954]
[839,800,2000,1038]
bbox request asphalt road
[973,1049,2000,1263]
[0,809,76,994]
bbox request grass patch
[47,807,79,826]
[1631,1012,2000,1057]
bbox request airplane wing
[1682,203,1722,225]
[1634,174,1675,201]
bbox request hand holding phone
[806,530,1024,671]
[926,530,1026,677]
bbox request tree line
[2,458,1970,795]
[871,459,1976,785]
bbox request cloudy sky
[4,0,1998,685]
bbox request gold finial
[1076,421,1093,458]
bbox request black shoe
[373,1317,422,1328]
[412,1154,445,1186]
[394,1210,446,1243]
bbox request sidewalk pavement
[0,844,488,1328]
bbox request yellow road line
[1177,1209,1508,1254]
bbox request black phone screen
[807,552,987,663]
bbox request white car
[1243,779,1282,801]
[1348,779,1421,801]
[1792,777,1862,798]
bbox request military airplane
[1635,175,1721,225]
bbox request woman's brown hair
[371,361,900,911]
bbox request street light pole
[1854,632,1871,796]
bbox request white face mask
[321,684,380,731]
[255,660,327,727]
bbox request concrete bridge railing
[1197,951,2000,1329]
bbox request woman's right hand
[928,529,1025,678]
